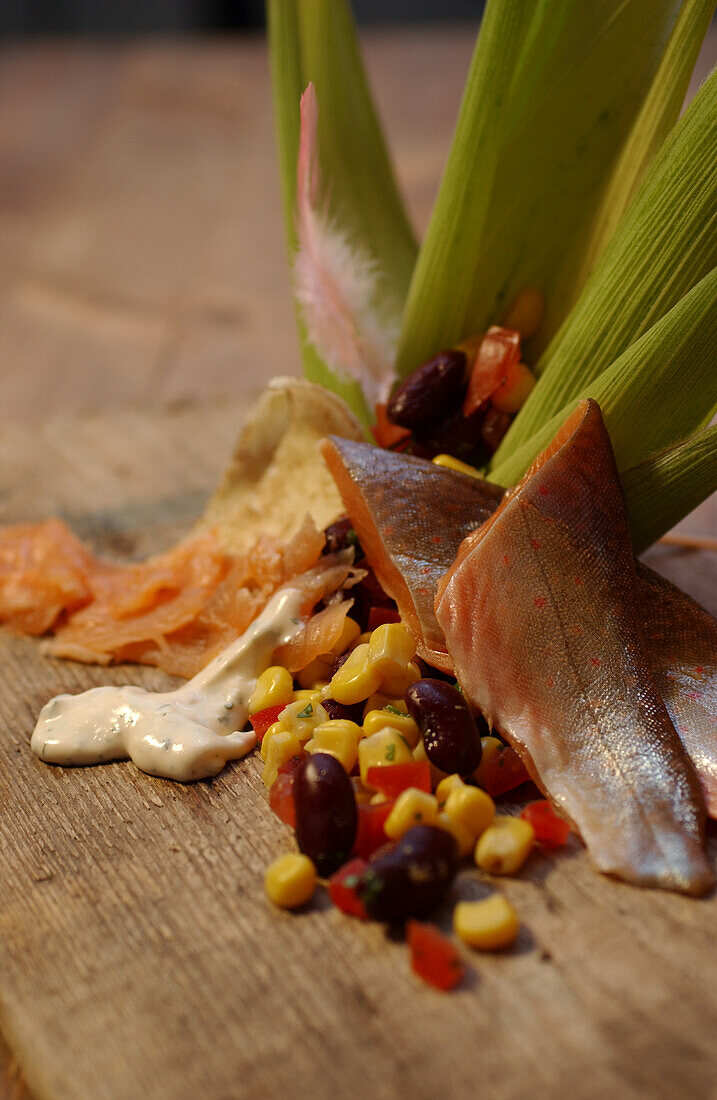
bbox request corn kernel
[358,728,414,788]
[362,692,393,718]
[380,659,421,697]
[445,786,495,838]
[471,736,504,787]
[435,773,465,808]
[306,719,362,773]
[262,728,302,788]
[329,616,362,655]
[491,362,536,415]
[350,631,373,651]
[248,665,294,715]
[328,643,383,705]
[292,688,322,703]
[352,778,374,805]
[370,791,390,805]
[454,894,519,949]
[475,816,535,875]
[260,721,287,761]
[384,788,439,839]
[432,454,482,479]
[363,707,420,748]
[279,698,329,743]
[436,811,474,859]
[500,285,544,338]
[413,736,447,788]
[264,853,317,909]
[367,622,416,676]
[296,657,333,689]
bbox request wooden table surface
[0,28,716,1100]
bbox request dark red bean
[406,679,483,775]
[322,516,361,555]
[357,824,458,922]
[294,753,358,876]
[387,351,467,430]
[322,697,365,725]
[414,404,488,465]
[481,406,512,454]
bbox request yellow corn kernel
[349,631,373,651]
[453,894,519,950]
[445,785,495,838]
[248,665,294,715]
[380,659,421,698]
[292,688,322,703]
[264,853,317,909]
[370,791,390,805]
[358,728,414,788]
[413,736,447,788]
[296,657,333,690]
[435,773,465,808]
[328,643,383,705]
[475,816,535,875]
[362,692,393,718]
[363,707,420,748]
[432,454,482,479]
[436,811,475,860]
[368,622,416,676]
[260,721,287,761]
[352,778,375,805]
[384,788,439,840]
[279,698,329,743]
[471,736,504,787]
[329,616,362,655]
[501,285,544,338]
[262,728,302,788]
[491,362,536,415]
[307,719,362,773]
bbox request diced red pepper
[371,403,410,449]
[520,800,570,848]
[250,703,287,742]
[476,744,530,797]
[353,799,395,859]
[463,326,521,417]
[366,605,401,631]
[407,921,464,991]
[366,761,431,799]
[329,857,369,919]
[268,754,305,828]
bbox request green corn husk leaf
[396,0,696,376]
[267,0,415,428]
[394,0,528,375]
[623,426,717,554]
[493,67,717,467]
[490,266,717,491]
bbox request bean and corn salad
[252,518,570,993]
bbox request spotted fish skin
[320,437,503,668]
[637,565,717,817]
[435,401,712,895]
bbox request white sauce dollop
[31,585,306,782]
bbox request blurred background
[2,0,486,35]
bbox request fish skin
[321,433,717,821]
[320,437,503,668]
[636,564,717,817]
[435,400,713,895]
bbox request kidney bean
[357,824,458,922]
[405,679,483,775]
[387,351,467,430]
[323,697,365,725]
[414,404,488,465]
[481,406,512,454]
[294,753,358,876]
[322,516,361,556]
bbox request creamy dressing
[31,586,306,782]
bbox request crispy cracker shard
[435,399,712,895]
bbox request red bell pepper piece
[476,743,530,797]
[366,761,431,799]
[463,326,521,417]
[407,921,464,991]
[353,800,395,859]
[329,857,369,919]
[268,754,305,828]
[250,703,287,742]
[520,800,570,848]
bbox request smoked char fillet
[435,400,712,895]
[320,435,717,818]
[637,565,717,817]
[320,437,503,668]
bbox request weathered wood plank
[0,400,715,1100]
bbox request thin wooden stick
[659,532,717,551]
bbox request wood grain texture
[0,399,716,1100]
